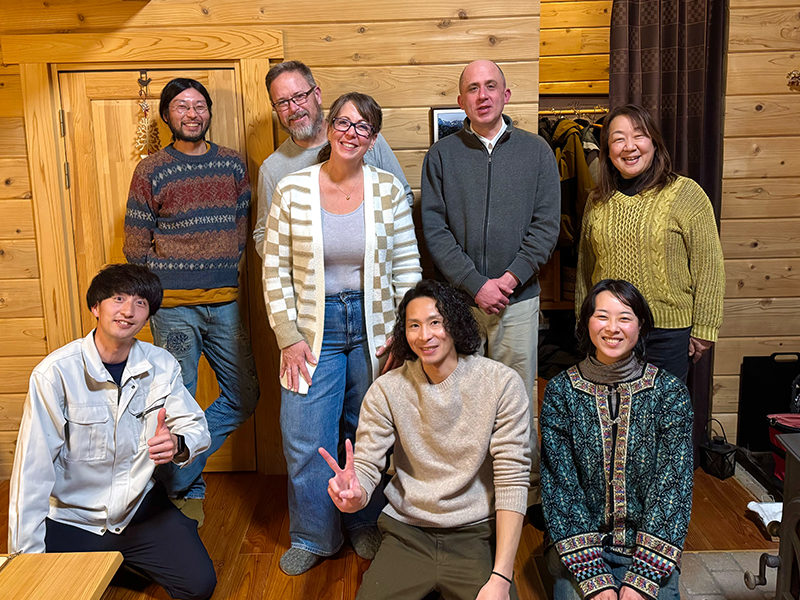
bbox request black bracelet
[491,571,513,585]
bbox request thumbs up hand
[148,408,178,465]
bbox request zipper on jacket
[482,153,493,274]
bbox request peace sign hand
[318,439,366,514]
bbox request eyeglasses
[331,117,375,138]
[170,102,209,115]
[271,87,317,112]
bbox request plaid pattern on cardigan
[263,163,421,394]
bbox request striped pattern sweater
[123,143,251,290]
[575,176,725,341]
[263,163,422,394]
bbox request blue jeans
[150,301,260,499]
[281,291,384,556]
[546,546,680,600]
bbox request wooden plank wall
[0,48,44,478]
[0,0,610,476]
[716,0,800,443]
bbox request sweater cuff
[621,532,682,600]
[555,533,616,599]
[507,256,535,288]
[690,323,718,343]
[272,321,305,349]
[461,269,489,300]
[494,485,528,515]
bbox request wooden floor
[0,469,777,600]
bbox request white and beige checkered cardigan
[263,163,422,394]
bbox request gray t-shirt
[254,133,413,258]
[321,203,365,295]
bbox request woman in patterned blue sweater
[541,279,693,600]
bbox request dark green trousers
[356,513,519,600]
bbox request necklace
[325,165,361,200]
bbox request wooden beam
[0,75,23,118]
[0,158,30,200]
[724,95,800,139]
[728,7,800,52]
[0,318,46,357]
[720,297,800,337]
[720,217,800,259]
[282,17,540,67]
[0,394,25,431]
[0,279,44,318]
[721,178,800,219]
[725,258,800,298]
[19,62,81,350]
[712,375,739,413]
[540,54,608,82]
[726,51,800,95]
[539,27,609,56]
[0,200,34,238]
[0,356,41,394]
[0,118,26,158]
[1,28,283,64]
[0,239,38,279]
[541,1,612,29]
[723,136,800,179]
[540,80,609,94]
[715,336,800,375]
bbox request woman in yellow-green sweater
[576,104,724,384]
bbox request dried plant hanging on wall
[135,70,161,159]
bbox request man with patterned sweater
[124,78,260,522]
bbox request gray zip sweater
[421,116,560,303]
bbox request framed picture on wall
[431,107,466,145]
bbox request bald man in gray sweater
[321,280,530,600]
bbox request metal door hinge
[58,109,66,137]
[64,161,70,189]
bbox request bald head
[458,60,506,95]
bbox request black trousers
[45,483,216,600]
[646,327,691,383]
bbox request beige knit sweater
[263,163,422,393]
[354,355,531,528]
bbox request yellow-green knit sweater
[576,176,725,341]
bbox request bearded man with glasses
[123,78,261,528]
[253,61,413,259]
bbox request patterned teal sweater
[541,362,693,600]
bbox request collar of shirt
[468,119,508,154]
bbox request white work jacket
[8,331,210,553]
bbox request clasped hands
[475,272,518,315]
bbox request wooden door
[58,68,255,472]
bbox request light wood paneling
[725,258,800,298]
[0,394,24,432]
[710,413,738,445]
[728,8,800,52]
[540,80,609,94]
[721,178,800,219]
[731,0,800,6]
[723,136,800,179]
[712,375,740,413]
[0,279,43,318]
[726,51,800,95]
[716,336,800,375]
[0,239,38,279]
[0,200,34,238]
[0,158,31,200]
[0,318,46,357]
[313,61,539,108]
[540,1,612,28]
[0,75,23,118]
[719,298,800,338]
[394,149,427,190]
[282,18,541,66]
[724,95,800,138]
[0,356,41,394]
[0,0,540,33]
[720,218,800,259]
[540,54,608,82]
[0,117,26,158]
[0,431,15,479]
[20,62,81,350]
[1,28,283,64]
[539,27,608,56]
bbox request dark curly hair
[391,280,481,363]
[576,279,654,361]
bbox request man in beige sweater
[320,280,531,600]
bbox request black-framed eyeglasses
[331,117,375,138]
[271,87,317,112]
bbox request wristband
[491,571,513,585]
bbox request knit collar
[578,353,644,385]
[165,141,219,162]
[409,354,469,390]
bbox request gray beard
[283,106,325,142]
